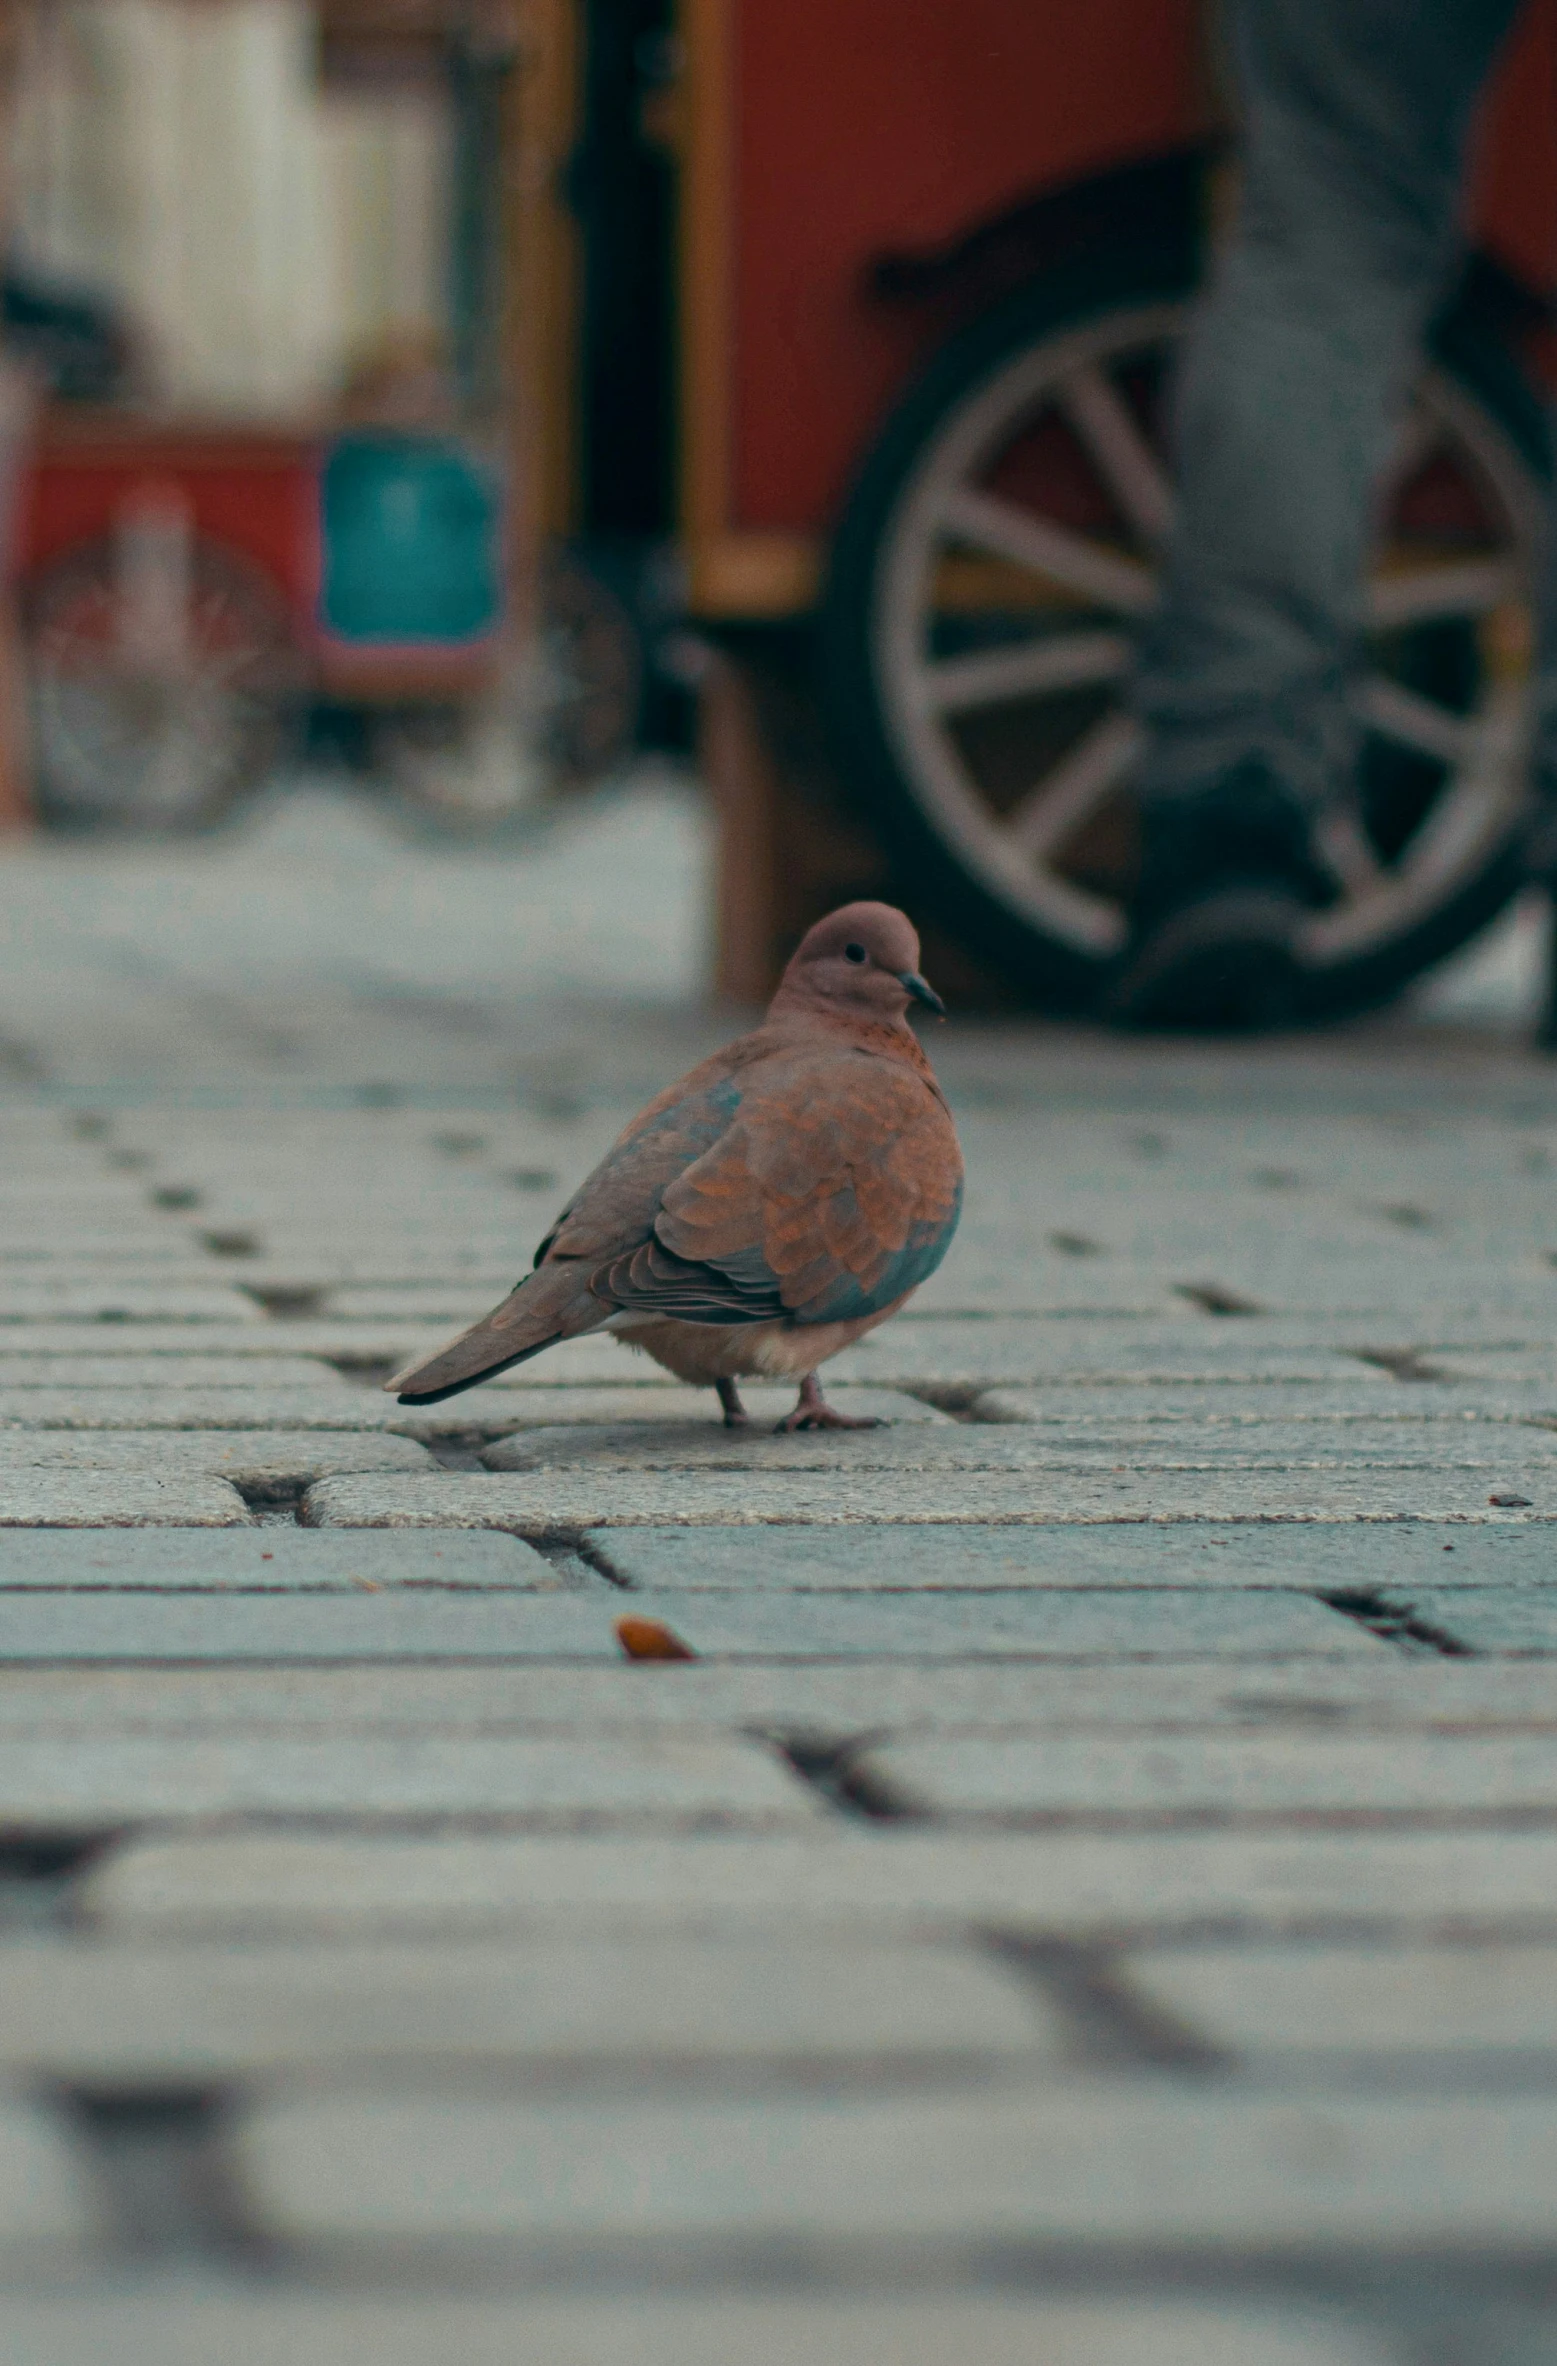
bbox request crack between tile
[980,1929,1233,2073]
[1319,1588,1476,1658]
[766,1730,921,1821]
[53,2083,269,2264]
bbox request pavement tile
[0,1357,351,1389]
[587,1521,1557,1592]
[303,1468,1557,1526]
[217,1236,559,1271]
[0,1591,622,1660]
[240,2087,1557,2246]
[0,1325,466,1363]
[575,1588,1378,1660]
[828,1324,1400,1388]
[973,1384,1557,1424]
[0,1473,248,1526]
[0,1433,436,1482]
[0,1189,164,1216]
[859,1732,1557,1818]
[1403,1589,1557,1653]
[0,1732,814,1823]
[481,1386,945,1444]
[0,1528,552,1588]
[1421,1352,1557,1384]
[0,1578,1367,1664]
[478,1418,1557,1475]
[0,1385,939,1438]
[317,1288,553,1323]
[0,1241,227,1266]
[0,2296,1395,2366]
[0,1933,1041,2076]
[0,1282,260,1322]
[1,1655,1551,1737]
[211,1263,530,1296]
[475,1427,1049,1476]
[1128,1941,1557,2058]
[1,1262,273,1288]
[84,1825,1557,1939]
[920,1263,1557,1323]
[0,1390,411,1431]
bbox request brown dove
[387,903,963,1429]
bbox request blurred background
[0,0,1552,1029]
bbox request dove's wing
[592,1047,963,1329]
[531,1060,744,1267]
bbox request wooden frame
[678,0,819,617]
[506,0,583,636]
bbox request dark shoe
[1108,764,1335,1032]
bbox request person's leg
[1115,0,1523,1026]
[1136,0,1522,814]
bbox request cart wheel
[23,507,297,832]
[372,692,551,840]
[374,549,642,839]
[823,253,1549,1013]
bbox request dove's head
[771,902,946,1028]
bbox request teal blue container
[319,433,502,643]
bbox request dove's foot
[775,1373,880,1433]
[716,1379,749,1429]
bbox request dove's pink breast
[609,1296,913,1385]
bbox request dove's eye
[843,943,868,964]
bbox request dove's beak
[899,970,946,1017]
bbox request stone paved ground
[2,776,1557,2361]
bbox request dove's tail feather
[390,1329,562,1405]
[386,1268,603,1404]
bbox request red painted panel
[1473,0,1557,297]
[728,0,1207,533]
[16,424,321,628]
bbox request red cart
[14,404,638,835]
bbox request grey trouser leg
[1133,0,1524,815]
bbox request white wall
[10,0,451,413]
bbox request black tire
[376,546,643,842]
[823,244,1549,1016]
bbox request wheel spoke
[114,499,195,673]
[1004,712,1143,859]
[1368,557,1518,630]
[940,488,1155,615]
[1397,746,1514,894]
[1054,364,1174,545]
[1315,807,1386,899]
[918,628,1129,716]
[1359,675,1474,766]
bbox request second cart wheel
[374,549,643,838]
[535,548,643,789]
[823,252,1548,1014]
[23,503,297,832]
